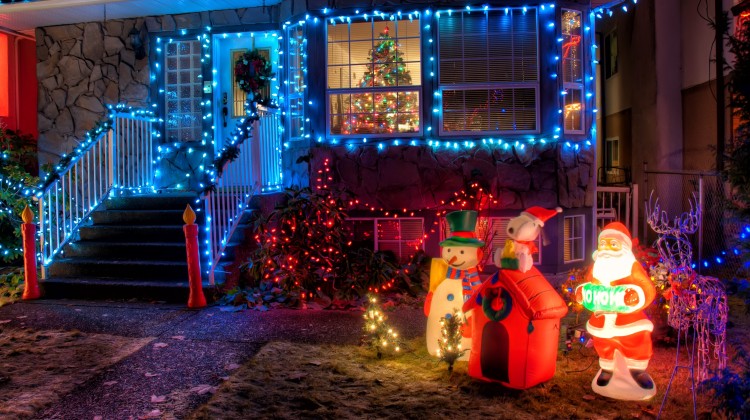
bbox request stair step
[41,277,214,303]
[47,259,188,279]
[91,209,199,226]
[79,225,185,242]
[62,241,187,261]
[104,193,199,211]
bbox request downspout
[716,0,725,172]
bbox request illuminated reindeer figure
[647,193,728,417]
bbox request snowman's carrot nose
[448,256,457,265]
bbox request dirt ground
[0,328,150,418]
[188,338,721,420]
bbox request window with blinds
[563,215,585,262]
[562,9,584,133]
[438,8,539,135]
[346,218,424,262]
[286,24,307,142]
[164,40,203,142]
[440,217,541,266]
[327,18,421,136]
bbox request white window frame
[164,39,203,142]
[347,217,425,261]
[437,7,540,136]
[285,23,307,142]
[440,216,543,267]
[563,215,585,262]
[562,8,585,134]
[606,136,620,167]
[325,17,423,138]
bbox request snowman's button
[447,293,455,301]
[445,313,452,319]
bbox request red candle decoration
[21,205,40,300]
[183,204,206,308]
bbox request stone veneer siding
[311,143,594,211]
[35,6,277,167]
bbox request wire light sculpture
[647,193,728,418]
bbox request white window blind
[563,215,584,262]
[164,40,203,142]
[347,218,424,262]
[440,216,541,266]
[438,8,539,134]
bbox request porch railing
[38,111,155,276]
[596,184,639,239]
[204,106,281,284]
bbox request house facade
[2,0,600,276]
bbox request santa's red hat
[599,221,633,249]
[521,206,562,227]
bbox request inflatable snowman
[425,210,484,360]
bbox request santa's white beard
[591,249,637,285]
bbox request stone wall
[36,6,277,167]
[310,143,594,211]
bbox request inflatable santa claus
[575,222,657,400]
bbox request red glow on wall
[0,33,9,117]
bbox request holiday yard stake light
[575,222,657,401]
[362,294,401,359]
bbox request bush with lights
[436,309,467,373]
[361,294,402,359]
[0,125,38,265]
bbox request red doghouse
[463,266,568,389]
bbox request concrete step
[41,277,215,303]
[62,241,187,261]
[47,258,188,279]
[79,225,185,242]
[91,209,198,226]
[104,193,199,211]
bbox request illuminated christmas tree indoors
[344,25,419,134]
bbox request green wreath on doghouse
[234,49,276,104]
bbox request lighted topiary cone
[183,205,206,308]
[21,205,40,300]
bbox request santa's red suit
[582,261,656,371]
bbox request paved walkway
[0,299,424,419]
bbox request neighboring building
[1,0,602,278]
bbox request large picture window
[164,40,203,142]
[327,18,421,136]
[286,24,307,142]
[562,9,584,133]
[438,8,539,134]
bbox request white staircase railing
[38,111,155,277]
[595,184,639,238]
[204,106,281,284]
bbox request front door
[212,32,278,156]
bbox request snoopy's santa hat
[599,221,633,250]
[521,206,563,227]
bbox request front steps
[42,193,211,303]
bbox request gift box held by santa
[424,210,484,360]
[575,222,658,401]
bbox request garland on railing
[35,104,157,195]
